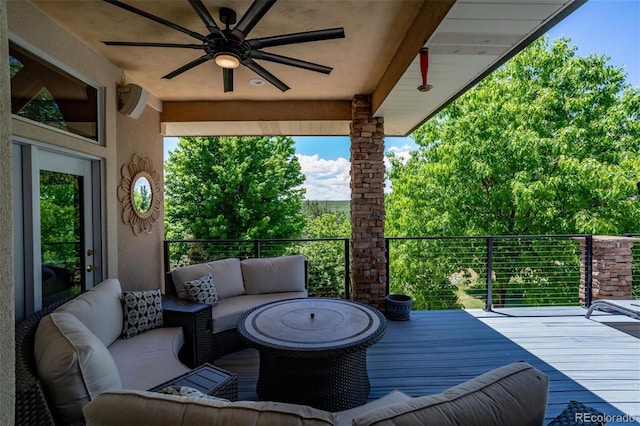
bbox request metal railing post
[585,235,593,307]
[344,238,350,299]
[485,236,493,312]
[163,240,171,273]
[385,238,390,296]
[254,240,260,258]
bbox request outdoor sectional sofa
[82,361,549,425]
[16,271,551,425]
[166,255,308,359]
[16,278,193,425]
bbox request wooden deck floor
[215,307,640,425]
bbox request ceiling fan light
[215,53,240,69]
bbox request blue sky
[165,0,640,199]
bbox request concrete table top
[239,298,386,355]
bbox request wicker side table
[149,363,238,401]
[162,295,213,367]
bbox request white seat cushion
[108,326,190,390]
[212,292,307,333]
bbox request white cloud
[385,144,414,165]
[296,154,351,200]
[384,144,415,193]
[296,143,418,200]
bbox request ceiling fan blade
[188,0,225,38]
[242,58,290,92]
[248,51,332,74]
[162,54,212,79]
[103,41,203,49]
[223,68,234,93]
[231,0,277,41]
[104,0,207,42]
[245,28,345,49]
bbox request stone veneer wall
[579,236,636,306]
[350,95,387,310]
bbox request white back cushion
[56,278,123,347]
[35,312,121,424]
[352,361,548,426]
[172,258,244,299]
[241,255,305,295]
[83,389,337,426]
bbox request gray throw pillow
[121,288,163,339]
[183,273,219,306]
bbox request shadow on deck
[215,308,640,425]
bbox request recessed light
[249,79,265,86]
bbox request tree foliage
[388,37,640,238]
[386,37,640,308]
[165,136,306,240]
[291,211,351,297]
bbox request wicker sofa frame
[15,296,75,426]
[165,272,247,360]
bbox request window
[9,41,100,141]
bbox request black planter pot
[385,294,413,321]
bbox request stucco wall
[116,107,165,291]
[5,2,165,421]
[1,1,15,424]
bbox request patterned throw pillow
[183,273,219,306]
[547,401,606,426]
[121,289,163,339]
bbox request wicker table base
[149,363,238,401]
[257,349,369,411]
[238,298,386,411]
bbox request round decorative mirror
[132,174,153,216]
[117,154,160,234]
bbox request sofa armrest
[162,296,213,367]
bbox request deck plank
[215,308,640,425]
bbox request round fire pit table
[238,298,386,411]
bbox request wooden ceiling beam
[161,100,352,123]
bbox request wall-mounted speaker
[117,83,148,119]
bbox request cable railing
[386,235,589,311]
[164,238,350,298]
[164,234,640,309]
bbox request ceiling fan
[102,0,345,92]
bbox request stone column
[579,236,637,306]
[350,95,386,310]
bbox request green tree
[386,36,640,308]
[388,37,640,237]
[293,212,351,297]
[165,136,306,242]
